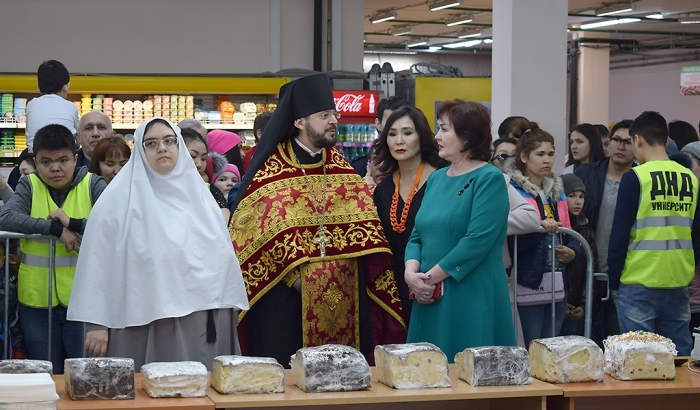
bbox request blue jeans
[518,299,566,347]
[616,284,693,356]
[18,304,84,374]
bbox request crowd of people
[0,61,698,373]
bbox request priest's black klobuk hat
[232,73,336,209]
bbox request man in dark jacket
[574,119,634,342]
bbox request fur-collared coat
[506,164,579,289]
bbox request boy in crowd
[560,174,598,338]
[25,60,80,153]
[607,111,700,356]
[0,124,107,373]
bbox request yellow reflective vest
[18,173,93,308]
[621,160,698,288]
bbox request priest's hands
[292,278,301,292]
[85,330,108,357]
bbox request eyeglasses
[493,153,513,163]
[610,136,632,146]
[143,136,179,151]
[316,111,341,121]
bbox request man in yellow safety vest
[607,111,700,355]
[0,124,106,373]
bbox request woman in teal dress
[405,100,516,361]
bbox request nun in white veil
[67,118,249,369]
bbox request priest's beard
[305,122,337,149]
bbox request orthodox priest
[229,73,406,366]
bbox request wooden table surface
[205,364,563,408]
[53,373,215,410]
[554,367,700,397]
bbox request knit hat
[213,164,241,183]
[204,156,214,182]
[561,174,586,195]
[681,141,700,161]
[208,130,242,156]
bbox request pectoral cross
[314,230,331,259]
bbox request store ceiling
[363,0,700,62]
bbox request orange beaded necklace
[390,162,425,233]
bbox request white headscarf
[67,118,249,328]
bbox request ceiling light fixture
[580,17,640,29]
[679,13,700,24]
[445,14,474,26]
[429,0,463,12]
[443,39,482,49]
[364,49,418,55]
[646,13,664,19]
[389,25,415,36]
[457,28,482,38]
[484,38,493,44]
[407,39,428,48]
[595,2,635,17]
[370,10,397,24]
[428,46,442,52]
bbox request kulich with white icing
[211,356,284,394]
[604,331,676,380]
[529,336,604,383]
[64,358,135,400]
[0,359,53,375]
[375,343,451,389]
[455,346,531,386]
[141,362,207,398]
[290,344,371,393]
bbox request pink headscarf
[208,130,242,155]
[213,164,241,183]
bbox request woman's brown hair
[89,137,132,175]
[436,100,492,162]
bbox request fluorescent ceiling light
[646,13,664,19]
[407,39,428,48]
[580,18,640,29]
[364,50,418,55]
[445,14,474,26]
[679,13,700,24]
[443,39,482,49]
[389,25,415,36]
[428,46,442,52]
[370,10,397,24]
[484,38,493,44]
[429,0,462,12]
[596,2,635,17]
[458,28,482,38]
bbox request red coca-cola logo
[335,94,365,112]
[333,90,378,117]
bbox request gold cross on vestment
[313,231,331,259]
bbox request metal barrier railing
[1,230,57,360]
[512,226,609,340]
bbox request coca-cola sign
[333,90,379,117]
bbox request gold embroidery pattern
[374,269,402,305]
[368,269,406,328]
[323,283,343,310]
[301,259,358,348]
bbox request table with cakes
[2,331,700,410]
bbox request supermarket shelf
[0,75,289,94]
[0,122,254,131]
